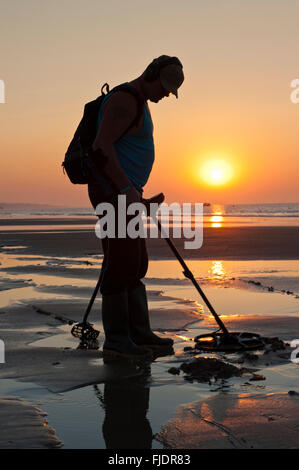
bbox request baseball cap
[160,63,184,98]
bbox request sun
[199,159,233,186]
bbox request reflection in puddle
[176,334,191,342]
[0,286,70,309]
[209,206,224,228]
[210,215,224,228]
[209,261,226,279]
[0,245,28,250]
[96,362,153,449]
[0,253,103,270]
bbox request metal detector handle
[150,209,229,336]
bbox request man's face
[148,77,170,103]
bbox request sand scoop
[71,275,101,345]
[71,193,264,352]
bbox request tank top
[96,83,155,193]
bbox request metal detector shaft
[153,215,229,335]
[82,274,102,324]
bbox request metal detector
[71,193,265,352]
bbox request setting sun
[199,159,234,186]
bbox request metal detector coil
[194,331,265,352]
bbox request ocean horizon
[1,202,299,219]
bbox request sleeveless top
[96,83,155,193]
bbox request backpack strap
[104,83,145,139]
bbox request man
[88,55,184,359]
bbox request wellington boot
[128,283,174,349]
[102,290,152,359]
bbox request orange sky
[0,1,298,206]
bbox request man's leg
[127,236,173,349]
[100,232,152,357]
[88,183,151,358]
[99,234,147,295]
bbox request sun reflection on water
[210,215,224,228]
[209,261,226,279]
[176,335,190,341]
[208,205,225,228]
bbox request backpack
[62,83,144,185]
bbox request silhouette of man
[88,55,184,359]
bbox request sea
[0,202,299,228]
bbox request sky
[0,0,299,206]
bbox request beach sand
[0,396,62,449]
[1,222,299,259]
[156,392,299,449]
[0,219,298,449]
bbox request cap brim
[160,77,179,98]
[168,89,178,98]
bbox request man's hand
[125,186,142,206]
[141,192,165,216]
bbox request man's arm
[92,91,140,197]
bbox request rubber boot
[128,283,174,349]
[101,290,152,359]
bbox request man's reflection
[94,361,153,449]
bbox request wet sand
[156,392,299,449]
[1,224,299,259]
[0,220,299,449]
[0,397,62,448]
